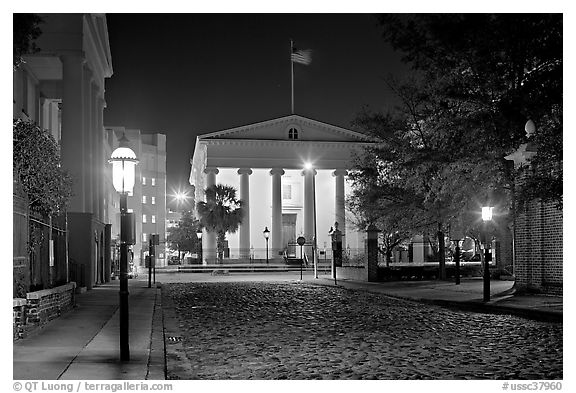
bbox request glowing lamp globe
[109,134,139,194]
[482,206,493,222]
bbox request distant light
[304,162,313,170]
[482,206,493,222]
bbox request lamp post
[109,133,138,362]
[196,229,203,264]
[454,239,461,285]
[482,206,493,302]
[263,227,270,264]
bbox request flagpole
[290,39,294,114]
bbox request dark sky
[103,14,408,193]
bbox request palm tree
[196,184,244,264]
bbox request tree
[376,14,562,207]
[349,15,562,275]
[13,14,43,70]
[13,119,72,217]
[166,211,202,261]
[196,184,244,264]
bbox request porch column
[270,168,285,258]
[203,167,219,263]
[60,53,85,212]
[97,96,106,223]
[82,66,93,214]
[90,81,100,220]
[238,168,252,259]
[302,168,317,243]
[333,169,347,248]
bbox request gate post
[366,224,380,282]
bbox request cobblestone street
[163,281,562,380]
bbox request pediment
[199,115,370,143]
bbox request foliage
[349,14,562,255]
[376,14,562,208]
[518,105,563,209]
[13,14,43,70]
[166,211,202,258]
[196,184,244,263]
[13,119,73,217]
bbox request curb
[146,285,166,380]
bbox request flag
[291,48,312,65]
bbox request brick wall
[514,194,563,295]
[13,282,76,340]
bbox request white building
[189,115,376,263]
[105,127,167,267]
[14,14,114,289]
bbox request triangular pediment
[199,115,371,143]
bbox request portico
[189,115,375,263]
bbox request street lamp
[263,226,270,264]
[109,133,138,361]
[482,206,494,302]
[196,229,203,264]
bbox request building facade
[14,14,114,290]
[505,134,563,295]
[105,127,168,268]
[189,115,376,263]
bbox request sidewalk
[304,275,563,322]
[13,278,163,380]
[13,272,562,381]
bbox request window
[142,195,147,204]
[142,177,146,185]
[282,184,292,200]
[151,196,156,205]
[288,127,299,140]
[152,215,156,224]
[151,178,156,186]
[142,233,147,242]
[142,214,147,223]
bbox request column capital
[237,168,253,176]
[301,169,317,177]
[269,168,285,176]
[204,167,219,175]
[332,169,348,177]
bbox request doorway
[282,213,297,249]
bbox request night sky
[103,14,408,194]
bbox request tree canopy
[13,14,43,70]
[376,14,562,207]
[196,184,244,263]
[166,210,202,259]
[13,119,72,217]
[348,14,562,268]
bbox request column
[203,167,219,263]
[83,66,93,214]
[97,96,106,223]
[333,169,347,248]
[90,81,100,220]
[238,168,252,259]
[270,168,285,258]
[60,54,85,213]
[302,168,317,243]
